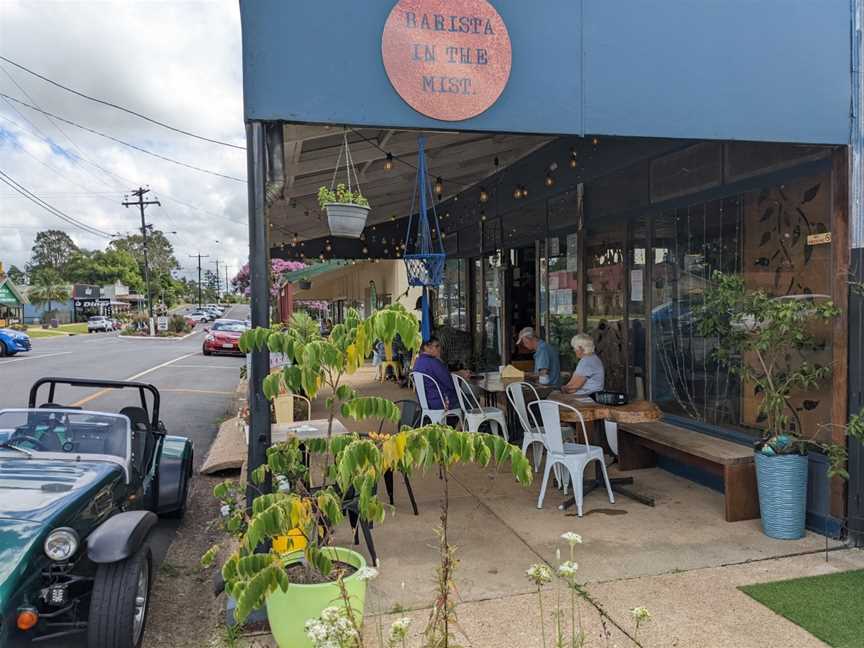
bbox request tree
[6,264,25,284]
[64,249,144,293]
[109,230,179,277]
[27,230,78,278]
[29,268,70,318]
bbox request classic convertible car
[0,377,193,648]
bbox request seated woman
[413,337,468,410]
[560,333,605,396]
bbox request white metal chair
[532,400,614,516]
[505,382,545,470]
[411,372,463,427]
[451,373,509,441]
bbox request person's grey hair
[571,333,595,354]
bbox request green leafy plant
[318,183,370,209]
[695,271,857,473]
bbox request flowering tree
[231,259,306,298]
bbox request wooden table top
[270,418,350,443]
[547,392,663,424]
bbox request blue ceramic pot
[754,452,808,540]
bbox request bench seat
[617,421,760,522]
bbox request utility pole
[211,258,222,300]
[123,188,160,334]
[189,254,209,308]
[224,265,230,300]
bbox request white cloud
[0,0,248,281]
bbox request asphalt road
[1,306,248,647]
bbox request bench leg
[618,431,657,471]
[723,463,760,522]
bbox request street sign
[157,316,169,332]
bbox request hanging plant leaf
[753,384,764,396]
[801,184,821,204]
[760,206,774,223]
[759,231,772,247]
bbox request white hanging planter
[324,202,370,239]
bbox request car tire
[0,341,6,357]
[87,543,152,648]
[202,346,212,356]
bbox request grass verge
[26,329,68,338]
[740,569,864,648]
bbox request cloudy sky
[0,0,247,283]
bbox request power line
[0,55,246,151]
[0,168,115,238]
[0,93,246,183]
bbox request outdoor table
[546,392,662,511]
[270,418,350,443]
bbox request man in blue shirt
[412,337,467,410]
[515,327,561,386]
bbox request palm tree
[29,272,70,322]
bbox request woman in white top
[559,333,605,396]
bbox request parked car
[87,316,114,333]
[202,319,248,356]
[204,307,223,319]
[186,311,211,323]
[0,377,193,648]
[205,304,224,316]
[0,328,31,357]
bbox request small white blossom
[557,561,579,578]
[526,563,553,586]
[560,532,583,547]
[388,616,412,642]
[219,504,231,518]
[356,566,379,581]
[631,606,652,623]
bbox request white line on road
[71,352,198,407]
[169,364,241,370]
[0,351,73,365]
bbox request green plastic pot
[266,547,368,648]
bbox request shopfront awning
[0,278,27,307]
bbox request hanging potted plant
[697,272,841,539]
[318,131,371,238]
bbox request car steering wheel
[11,435,48,451]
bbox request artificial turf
[740,569,864,648]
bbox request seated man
[515,327,561,386]
[412,337,466,410]
[560,333,605,396]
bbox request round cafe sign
[381,0,512,122]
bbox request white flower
[526,563,553,586]
[388,616,412,641]
[356,566,379,581]
[561,532,583,547]
[219,504,231,518]
[557,561,579,578]
[631,606,652,623]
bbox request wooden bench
[617,421,759,522]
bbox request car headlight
[44,528,79,562]
[205,334,215,341]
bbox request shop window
[586,222,627,392]
[542,232,581,372]
[436,259,468,332]
[628,217,649,399]
[482,251,505,368]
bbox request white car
[87,315,114,333]
[186,311,211,323]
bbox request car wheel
[202,345,211,356]
[87,543,152,648]
[0,341,6,357]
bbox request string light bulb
[545,174,555,188]
[569,148,578,168]
[513,187,522,200]
[592,136,599,146]
[521,185,529,198]
[434,177,444,195]
[479,188,489,203]
[384,152,393,171]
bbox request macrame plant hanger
[403,136,446,342]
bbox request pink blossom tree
[231,259,306,298]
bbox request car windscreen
[88,316,104,322]
[212,321,247,332]
[0,409,129,459]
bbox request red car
[202,319,248,356]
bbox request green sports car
[0,377,193,648]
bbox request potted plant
[697,272,840,539]
[318,183,370,239]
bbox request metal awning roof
[266,125,551,245]
[280,260,350,284]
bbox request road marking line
[160,388,235,396]
[0,351,72,365]
[70,352,198,407]
[170,364,240,369]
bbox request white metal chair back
[411,372,444,412]
[505,382,541,433]
[531,400,590,455]
[451,373,482,413]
